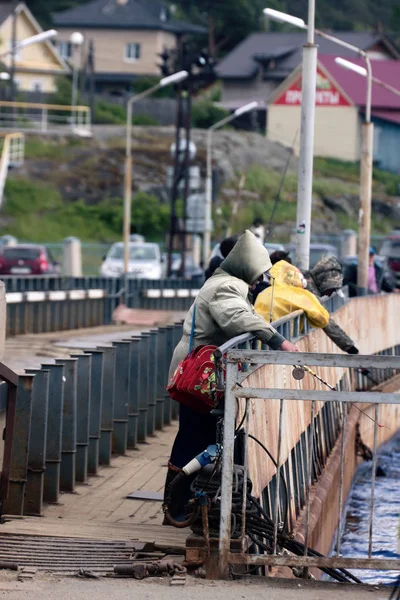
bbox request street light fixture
[203,101,258,265]
[123,70,189,279]
[0,29,58,58]
[264,5,317,271]
[264,7,375,294]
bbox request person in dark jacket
[204,235,238,280]
[343,247,397,297]
[304,256,359,354]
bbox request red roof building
[267,56,400,172]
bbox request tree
[174,0,266,57]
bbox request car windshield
[380,240,400,258]
[108,245,158,261]
[2,247,41,260]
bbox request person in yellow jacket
[255,260,330,328]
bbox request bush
[191,100,229,129]
[131,192,170,238]
[131,114,160,126]
[133,76,174,98]
[94,100,126,124]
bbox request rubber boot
[162,467,181,526]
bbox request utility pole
[295,0,317,271]
[88,40,95,122]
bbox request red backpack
[166,306,224,413]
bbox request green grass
[23,136,85,160]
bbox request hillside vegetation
[1,130,399,244]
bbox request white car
[100,242,163,279]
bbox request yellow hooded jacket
[255,260,330,328]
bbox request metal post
[24,369,49,516]
[368,404,379,558]
[112,341,130,455]
[42,363,64,504]
[137,333,150,442]
[218,360,238,579]
[86,350,103,474]
[98,346,115,465]
[295,0,317,271]
[71,45,80,129]
[71,353,91,483]
[123,99,133,281]
[357,121,374,296]
[56,359,77,492]
[203,128,213,267]
[126,337,141,448]
[3,375,33,516]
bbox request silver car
[100,242,163,279]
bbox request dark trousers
[169,403,217,469]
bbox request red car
[0,244,60,276]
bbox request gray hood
[219,230,272,285]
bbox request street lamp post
[334,58,373,296]
[204,101,258,266]
[264,6,317,271]
[264,8,379,290]
[70,32,84,128]
[123,70,189,282]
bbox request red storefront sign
[274,68,351,106]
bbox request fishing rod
[292,365,388,429]
[266,129,299,236]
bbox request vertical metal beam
[218,360,238,579]
[147,330,158,436]
[3,375,33,515]
[85,350,103,474]
[368,404,379,558]
[155,328,167,430]
[71,353,91,483]
[55,359,78,492]
[42,363,64,504]
[112,341,130,455]
[98,346,115,465]
[125,337,140,449]
[137,334,150,442]
[273,399,284,555]
[303,399,316,579]
[24,369,49,516]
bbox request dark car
[166,253,204,281]
[378,235,400,287]
[0,245,60,276]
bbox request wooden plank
[227,350,400,369]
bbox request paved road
[0,572,391,599]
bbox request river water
[338,430,400,586]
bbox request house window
[57,41,72,59]
[31,80,43,93]
[160,6,168,22]
[125,43,141,61]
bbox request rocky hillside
[2,126,400,243]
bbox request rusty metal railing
[216,348,400,579]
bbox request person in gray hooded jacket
[164,230,297,520]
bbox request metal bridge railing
[3,277,203,335]
[0,101,91,136]
[216,343,400,579]
[0,320,184,516]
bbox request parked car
[0,244,60,275]
[168,253,204,280]
[100,242,162,279]
[210,241,286,261]
[378,235,400,287]
[264,242,286,253]
[285,243,338,269]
